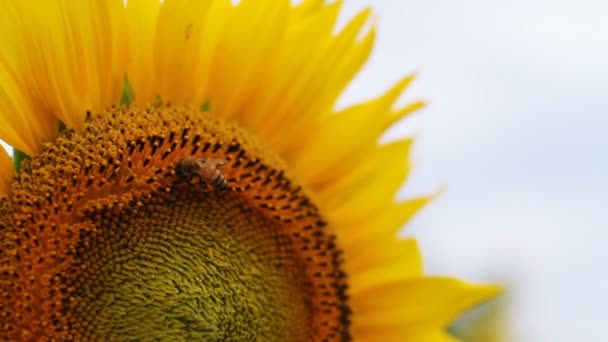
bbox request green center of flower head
[1,105,350,341]
[76,187,310,340]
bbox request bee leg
[172,176,188,185]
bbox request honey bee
[176,157,229,190]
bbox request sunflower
[0,0,499,341]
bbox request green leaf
[153,94,163,107]
[13,149,31,173]
[200,100,211,112]
[121,74,135,106]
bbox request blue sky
[338,0,608,340]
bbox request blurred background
[336,0,607,341]
[2,0,605,340]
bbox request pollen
[0,105,350,341]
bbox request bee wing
[203,157,229,167]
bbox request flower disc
[0,105,349,341]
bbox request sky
[1,1,606,340]
[337,0,608,341]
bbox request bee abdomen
[212,175,228,190]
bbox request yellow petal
[124,0,162,104]
[0,66,58,155]
[120,1,380,170]
[0,2,58,155]
[262,8,375,155]
[211,0,291,120]
[15,1,124,128]
[356,327,461,342]
[347,238,422,295]
[0,145,14,195]
[245,0,343,130]
[0,0,127,155]
[340,195,434,247]
[293,75,420,186]
[293,0,326,13]
[318,139,413,222]
[154,0,223,104]
[353,277,502,328]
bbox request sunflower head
[0,0,499,340]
